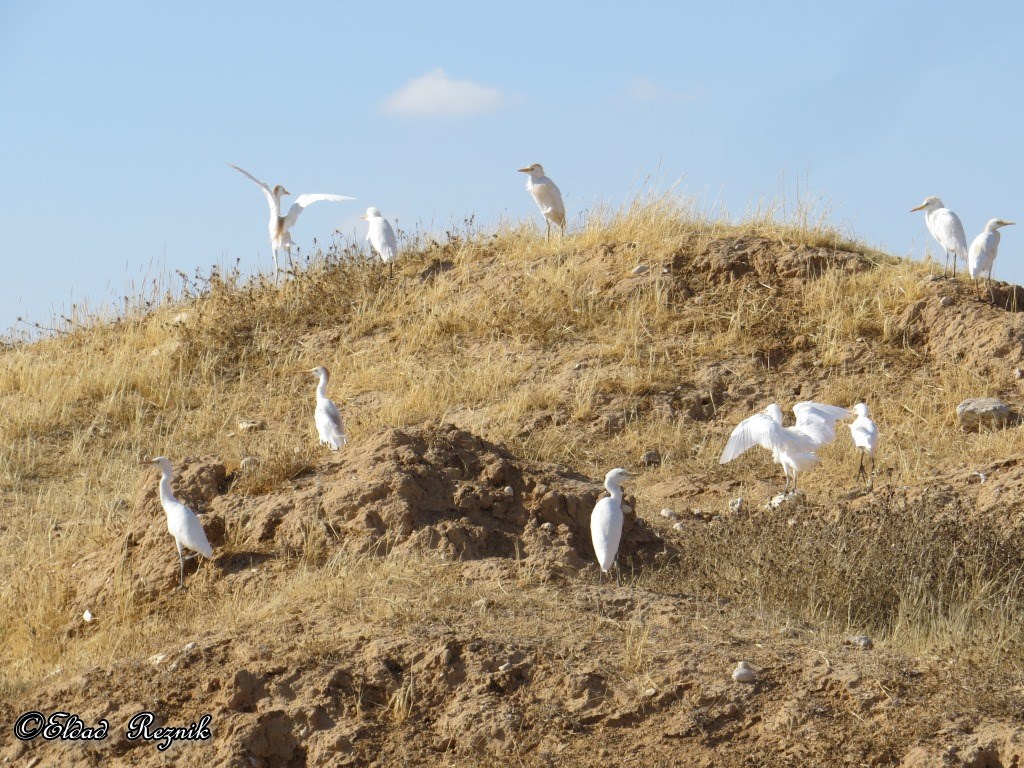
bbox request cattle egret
[141,457,214,589]
[910,196,968,278]
[229,164,355,279]
[362,207,398,276]
[518,163,566,239]
[849,403,879,489]
[720,402,850,493]
[968,219,1015,300]
[591,468,630,574]
[307,366,346,450]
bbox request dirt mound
[76,425,663,613]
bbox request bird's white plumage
[591,468,629,573]
[968,219,1014,284]
[849,403,878,455]
[310,366,346,450]
[145,456,213,588]
[519,163,566,236]
[911,196,968,274]
[229,164,355,277]
[364,207,399,263]
[719,402,850,490]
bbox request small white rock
[498,662,513,673]
[82,610,94,623]
[622,504,633,515]
[181,642,198,653]
[632,264,650,275]
[540,522,555,533]
[732,661,755,683]
[504,485,515,496]
[148,653,169,666]
[659,508,678,520]
[672,521,686,532]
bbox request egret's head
[910,196,943,213]
[361,207,382,220]
[604,467,631,489]
[989,218,1016,230]
[308,366,329,381]
[853,402,870,418]
[273,184,290,198]
[141,456,173,474]
[517,163,544,177]
[764,403,784,424]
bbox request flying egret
[518,163,566,239]
[591,468,630,575]
[229,164,355,279]
[307,366,346,450]
[968,219,1015,301]
[362,207,398,277]
[910,196,968,278]
[141,457,214,589]
[849,402,879,489]
[719,402,850,493]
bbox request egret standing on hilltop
[910,196,968,278]
[720,402,850,493]
[591,468,630,575]
[518,163,566,239]
[362,207,398,276]
[849,403,879,490]
[229,164,355,279]
[141,457,214,589]
[306,366,346,450]
[968,218,1015,301]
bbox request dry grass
[1,192,1023,700]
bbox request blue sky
[2,1,1022,329]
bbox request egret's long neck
[158,470,175,503]
[605,480,623,503]
[272,190,286,217]
[316,374,329,400]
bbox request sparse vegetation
[2,194,1023,765]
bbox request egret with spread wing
[968,219,1015,301]
[591,468,630,574]
[141,457,214,589]
[518,163,566,239]
[229,164,355,279]
[719,402,850,492]
[849,403,879,489]
[911,196,968,278]
[307,366,346,450]
[362,207,398,276]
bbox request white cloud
[382,68,508,118]
[625,77,703,104]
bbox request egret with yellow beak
[306,366,347,450]
[229,164,355,279]
[968,219,1015,301]
[910,196,968,278]
[518,163,566,240]
[362,207,398,277]
[141,457,214,589]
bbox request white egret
[141,457,214,589]
[591,468,630,574]
[910,196,968,278]
[968,219,1015,300]
[719,402,850,493]
[362,207,398,276]
[518,163,566,239]
[229,164,355,279]
[849,403,878,489]
[307,366,346,450]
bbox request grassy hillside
[2,197,1023,765]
